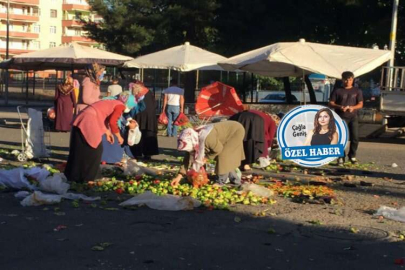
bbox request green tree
[84,0,162,55]
[85,0,219,56]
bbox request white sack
[119,191,201,211]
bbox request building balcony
[62,19,84,27]
[62,35,95,44]
[0,30,39,39]
[0,12,39,22]
[0,47,35,55]
[62,4,90,11]
[0,0,39,6]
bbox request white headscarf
[177,125,214,171]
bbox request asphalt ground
[0,107,405,270]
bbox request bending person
[64,95,138,183]
[304,108,339,146]
[100,91,144,164]
[229,111,265,171]
[127,80,159,160]
[171,121,245,186]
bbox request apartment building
[0,0,97,60]
[61,0,98,46]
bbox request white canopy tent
[123,42,228,90]
[1,42,133,70]
[218,39,391,79]
[123,42,227,71]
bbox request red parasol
[195,81,244,119]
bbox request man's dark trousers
[342,116,359,159]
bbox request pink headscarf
[177,125,214,171]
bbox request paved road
[0,107,405,270]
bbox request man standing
[329,71,363,165]
[162,79,184,137]
[107,76,122,97]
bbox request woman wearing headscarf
[64,93,138,183]
[249,109,277,167]
[229,110,265,171]
[54,76,76,132]
[100,92,145,164]
[75,63,105,114]
[126,80,159,160]
[171,121,245,186]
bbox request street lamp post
[387,0,399,89]
[4,0,10,105]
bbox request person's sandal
[350,157,358,164]
[242,164,252,171]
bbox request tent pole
[302,70,306,105]
[4,69,8,105]
[55,70,58,90]
[33,72,35,96]
[242,72,246,103]
[153,69,156,96]
[42,73,45,91]
[21,71,24,93]
[195,69,199,93]
[167,69,171,87]
[251,73,254,103]
[25,72,29,105]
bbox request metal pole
[387,0,399,89]
[167,68,171,87]
[32,72,36,95]
[5,0,10,105]
[25,72,29,105]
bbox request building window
[50,26,56,34]
[50,9,57,18]
[33,24,40,33]
[22,24,27,32]
[75,29,81,36]
[32,41,40,49]
[49,42,56,48]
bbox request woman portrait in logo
[304,108,339,146]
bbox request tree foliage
[85,0,405,64]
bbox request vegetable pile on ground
[267,180,336,204]
[87,174,277,210]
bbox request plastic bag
[374,206,405,223]
[123,159,158,176]
[20,191,100,207]
[21,191,62,206]
[39,173,70,195]
[26,108,50,158]
[174,112,189,126]
[120,191,201,211]
[62,193,100,201]
[187,168,209,188]
[0,168,37,190]
[127,126,142,146]
[158,112,168,125]
[240,183,274,198]
[15,191,31,199]
[257,157,271,168]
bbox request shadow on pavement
[0,190,403,270]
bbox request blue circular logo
[277,105,348,167]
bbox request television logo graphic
[277,105,348,167]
